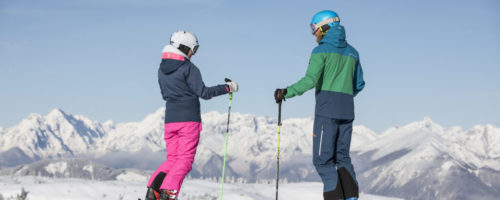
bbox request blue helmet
[310,10,340,34]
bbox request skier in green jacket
[274,10,365,200]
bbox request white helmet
[170,30,199,55]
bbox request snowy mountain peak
[353,125,378,137]
[102,120,115,128]
[0,108,108,159]
[20,113,43,125]
[471,124,498,133]
[380,117,443,138]
[408,117,443,132]
[422,116,433,122]
[42,109,73,125]
[46,108,67,118]
[140,107,165,124]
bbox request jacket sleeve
[158,69,167,101]
[353,60,365,96]
[285,53,325,99]
[186,65,229,100]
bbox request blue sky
[1,0,499,132]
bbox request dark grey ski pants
[313,115,359,199]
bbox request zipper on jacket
[319,124,324,156]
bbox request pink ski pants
[147,122,202,192]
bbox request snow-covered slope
[0,176,402,200]
[0,109,107,161]
[95,108,165,153]
[353,118,500,200]
[0,108,499,199]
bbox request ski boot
[145,187,161,200]
[159,189,177,200]
[145,172,167,200]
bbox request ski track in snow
[0,176,403,200]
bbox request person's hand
[225,78,238,93]
[274,88,287,104]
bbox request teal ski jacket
[285,25,365,119]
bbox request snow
[44,162,68,176]
[1,108,500,199]
[3,108,499,174]
[0,176,402,200]
[115,171,148,182]
[351,118,500,199]
[0,108,106,158]
[82,164,94,179]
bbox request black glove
[274,88,287,104]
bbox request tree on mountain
[16,187,28,200]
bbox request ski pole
[219,78,233,200]
[276,101,282,200]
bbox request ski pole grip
[224,78,232,83]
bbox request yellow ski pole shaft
[276,102,282,200]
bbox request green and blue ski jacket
[285,25,365,119]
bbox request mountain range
[0,108,499,199]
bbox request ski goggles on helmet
[310,17,340,34]
[311,23,329,35]
[310,23,319,34]
[192,45,199,55]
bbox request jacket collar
[319,25,347,48]
[162,44,188,59]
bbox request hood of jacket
[320,25,347,48]
[160,45,189,75]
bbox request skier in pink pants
[145,30,239,200]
